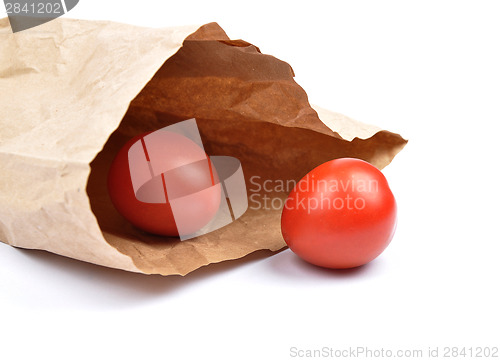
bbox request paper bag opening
[86,23,407,276]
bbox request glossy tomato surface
[107,131,221,237]
[281,158,397,269]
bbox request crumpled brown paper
[0,18,407,276]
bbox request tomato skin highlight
[281,158,397,269]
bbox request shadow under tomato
[268,249,382,280]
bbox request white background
[1,1,499,360]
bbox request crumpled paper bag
[0,18,407,276]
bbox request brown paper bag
[0,18,407,276]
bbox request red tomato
[281,158,397,269]
[107,130,221,237]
